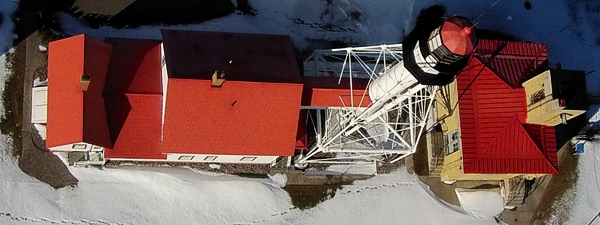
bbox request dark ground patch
[0,13,24,157]
[0,9,79,189]
[531,144,579,224]
[410,134,429,176]
[283,184,344,210]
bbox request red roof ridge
[464,116,558,174]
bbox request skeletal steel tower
[297,16,478,169]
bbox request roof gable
[47,34,113,148]
[474,39,548,88]
[464,117,557,174]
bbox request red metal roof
[162,79,302,156]
[474,39,548,88]
[457,52,558,174]
[161,29,302,83]
[47,34,113,148]
[302,76,371,107]
[102,38,164,159]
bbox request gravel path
[10,9,77,189]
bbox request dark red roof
[103,38,163,94]
[457,50,558,174]
[161,29,302,83]
[102,38,164,159]
[162,79,302,156]
[47,34,113,148]
[302,76,371,107]
[474,39,548,88]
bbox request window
[529,89,545,105]
[72,144,87,149]
[204,156,217,161]
[178,155,194,160]
[240,157,257,162]
[447,130,460,155]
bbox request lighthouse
[296,15,478,167]
[402,15,478,85]
[364,16,478,125]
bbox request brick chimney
[79,74,91,91]
[211,70,225,87]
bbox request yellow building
[429,40,587,183]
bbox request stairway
[428,156,444,177]
[504,177,526,207]
[427,131,446,177]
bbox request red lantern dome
[440,16,477,56]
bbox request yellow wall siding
[436,80,460,134]
[523,70,586,126]
[441,150,519,181]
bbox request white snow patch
[268,173,288,187]
[33,123,46,140]
[267,170,496,224]
[564,141,600,224]
[208,163,221,170]
[38,45,47,52]
[589,104,600,123]
[455,188,505,218]
[32,77,47,87]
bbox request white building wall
[108,154,278,164]
[31,86,48,123]
[49,142,104,152]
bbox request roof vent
[212,70,225,87]
[79,74,91,91]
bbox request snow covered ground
[1,0,600,224]
[455,189,505,218]
[564,108,600,224]
[563,140,600,225]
